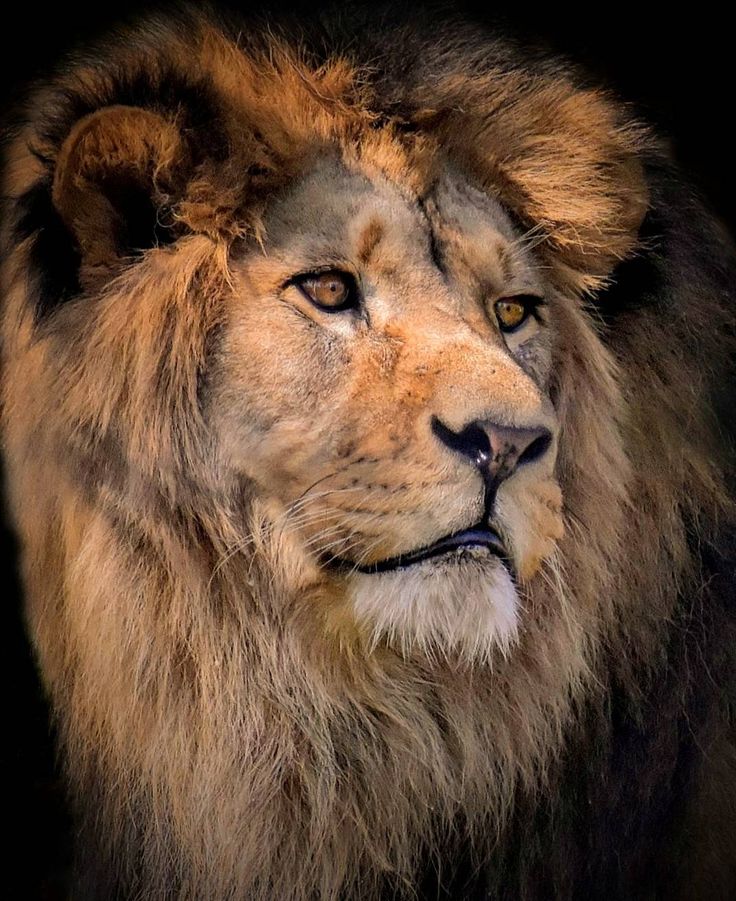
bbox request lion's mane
[2,5,735,899]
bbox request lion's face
[210,158,563,660]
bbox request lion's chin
[347,548,518,665]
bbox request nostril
[431,415,491,463]
[517,429,552,467]
[432,415,552,473]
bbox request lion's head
[212,158,566,661]
[3,6,734,900]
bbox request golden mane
[2,6,735,899]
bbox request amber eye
[295,270,357,312]
[493,295,542,333]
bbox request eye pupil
[493,296,540,332]
[296,271,356,311]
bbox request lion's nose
[431,415,552,484]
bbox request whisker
[284,484,367,518]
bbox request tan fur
[1,9,732,899]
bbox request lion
[2,4,735,899]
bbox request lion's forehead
[258,160,543,303]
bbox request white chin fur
[347,548,518,665]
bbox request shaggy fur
[2,4,735,899]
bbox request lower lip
[354,528,508,575]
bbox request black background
[3,3,734,897]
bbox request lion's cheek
[497,480,564,583]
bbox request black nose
[431,415,552,484]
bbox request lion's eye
[295,271,357,312]
[493,295,543,333]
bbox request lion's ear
[52,105,190,288]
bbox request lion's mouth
[328,526,510,575]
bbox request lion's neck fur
[49,496,578,898]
